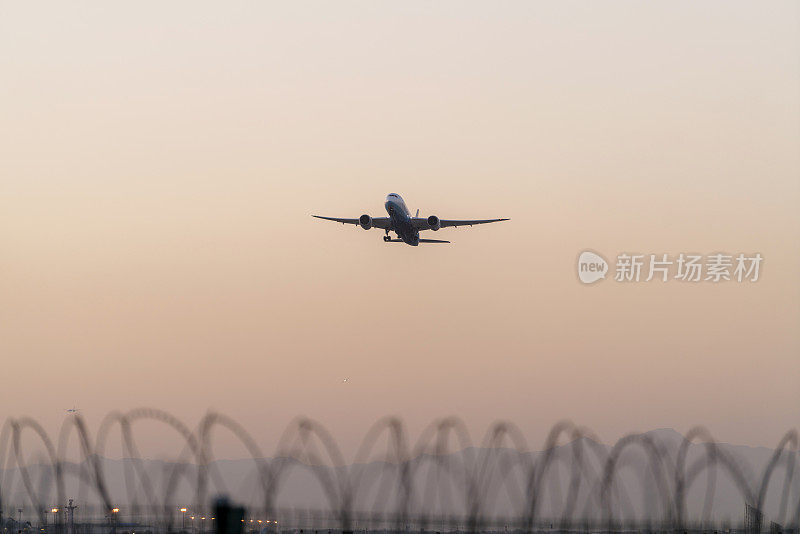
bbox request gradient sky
[1,1,798,459]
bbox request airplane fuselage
[384,194,420,246]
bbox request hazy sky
[1,1,798,459]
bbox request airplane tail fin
[415,208,419,218]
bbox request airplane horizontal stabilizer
[419,239,451,244]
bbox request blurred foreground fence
[1,411,799,534]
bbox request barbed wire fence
[1,411,798,534]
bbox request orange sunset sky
[1,1,798,458]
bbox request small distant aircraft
[313,193,509,246]
[66,407,79,415]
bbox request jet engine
[427,215,441,231]
[359,214,372,230]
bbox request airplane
[313,193,509,246]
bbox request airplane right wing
[312,215,391,229]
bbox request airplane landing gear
[383,235,391,242]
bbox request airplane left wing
[412,217,509,229]
[313,215,391,229]
[439,218,509,228]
